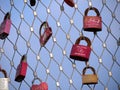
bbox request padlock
[82,66,98,84]
[31,78,48,90]
[83,7,102,32]
[39,21,52,47]
[0,12,11,39]
[70,36,91,61]
[0,68,9,90]
[30,0,36,6]
[15,55,28,82]
[64,0,75,7]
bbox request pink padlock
[0,12,11,39]
[31,78,48,90]
[70,36,91,61]
[83,7,102,32]
[15,55,28,82]
[39,21,52,47]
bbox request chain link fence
[0,0,120,90]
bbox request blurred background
[0,0,120,90]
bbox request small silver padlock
[0,68,9,90]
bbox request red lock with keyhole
[70,36,91,61]
[0,12,11,39]
[31,78,48,90]
[39,21,52,47]
[83,7,102,32]
[15,55,28,82]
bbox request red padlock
[15,55,28,82]
[39,21,52,47]
[70,36,91,61]
[64,0,75,7]
[83,7,102,32]
[31,78,48,90]
[0,12,11,39]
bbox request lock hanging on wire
[82,66,98,84]
[70,36,91,61]
[0,12,11,40]
[83,7,102,32]
[15,55,28,82]
[0,68,9,90]
[39,21,52,47]
[31,78,48,90]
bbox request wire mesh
[0,0,120,90]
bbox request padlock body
[0,19,11,39]
[83,16,102,32]
[64,0,74,7]
[31,85,41,90]
[82,74,98,84]
[40,27,52,46]
[15,62,28,82]
[70,44,91,61]
[0,78,9,90]
[31,82,48,90]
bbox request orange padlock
[82,66,98,84]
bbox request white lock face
[0,78,9,90]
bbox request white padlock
[0,69,9,90]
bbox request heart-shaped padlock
[82,66,98,84]
[15,55,28,82]
[83,7,102,32]
[0,12,11,40]
[70,36,91,61]
[39,21,52,47]
[31,78,48,90]
[0,68,9,90]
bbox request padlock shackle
[4,12,10,20]
[32,77,42,84]
[84,7,100,16]
[75,36,91,47]
[0,69,7,78]
[82,66,96,75]
[39,21,49,37]
[21,54,27,62]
